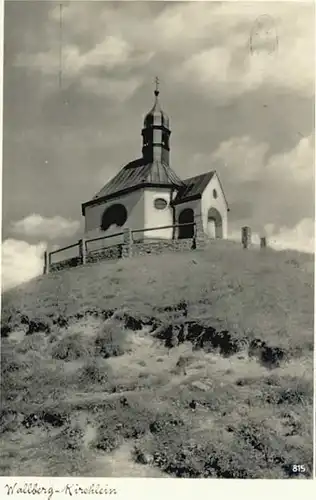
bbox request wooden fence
[44,222,197,274]
[44,224,267,274]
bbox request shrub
[142,422,280,478]
[19,362,69,404]
[95,322,129,359]
[1,368,29,404]
[257,375,314,406]
[0,410,22,434]
[95,432,121,453]
[1,323,11,338]
[93,396,160,454]
[78,359,112,388]
[1,354,22,375]
[16,333,47,354]
[51,334,93,361]
[0,307,29,338]
[141,425,205,477]
[41,411,68,427]
[276,380,313,405]
[20,411,67,429]
[149,413,184,435]
[132,446,153,465]
[26,316,52,335]
[1,343,30,376]
[59,424,84,450]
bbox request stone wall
[131,238,196,257]
[47,235,205,273]
[46,226,258,275]
[86,244,123,264]
[49,256,81,272]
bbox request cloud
[81,74,142,101]
[211,134,314,186]
[64,36,132,73]
[14,36,145,101]
[228,218,314,254]
[1,239,46,291]
[264,218,314,254]
[16,35,133,76]
[205,134,314,230]
[10,214,80,240]
[163,3,314,99]
[265,135,314,185]
[210,135,269,182]
[174,36,313,101]
[15,2,313,101]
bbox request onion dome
[143,77,169,129]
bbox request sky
[1,0,315,290]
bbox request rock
[1,324,11,338]
[134,449,152,465]
[26,318,51,335]
[120,397,129,407]
[260,345,285,368]
[101,309,114,320]
[54,316,68,328]
[42,411,66,427]
[124,314,143,331]
[149,421,164,434]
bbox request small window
[213,189,218,199]
[154,198,168,210]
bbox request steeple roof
[92,158,183,202]
[143,76,169,128]
[81,79,184,216]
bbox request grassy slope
[1,241,314,478]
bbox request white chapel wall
[142,188,174,239]
[84,189,145,251]
[201,175,228,239]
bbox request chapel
[81,80,229,244]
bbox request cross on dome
[154,76,160,96]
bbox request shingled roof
[173,171,215,204]
[82,158,184,214]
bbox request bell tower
[142,77,171,165]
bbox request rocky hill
[1,241,314,478]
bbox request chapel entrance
[207,207,223,239]
[178,208,195,239]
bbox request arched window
[101,204,127,232]
[178,208,195,239]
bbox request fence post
[43,251,49,274]
[194,214,205,242]
[122,228,132,258]
[260,236,267,249]
[83,238,87,264]
[78,238,87,265]
[191,223,197,250]
[241,226,252,249]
